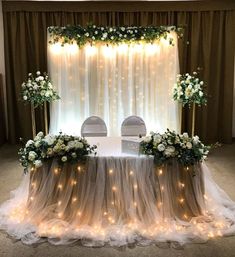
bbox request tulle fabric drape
[1,157,235,247]
[48,32,181,136]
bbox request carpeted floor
[0,143,235,257]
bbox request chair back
[81,116,107,137]
[121,116,147,137]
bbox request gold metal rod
[191,102,196,136]
[31,103,36,138]
[44,102,48,135]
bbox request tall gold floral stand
[30,102,48,138]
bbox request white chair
[81,116,107,137]
[121,116,147,137]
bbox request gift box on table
[121,137,143,155]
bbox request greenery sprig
[48,25,183,47]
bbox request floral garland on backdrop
[173,71,207,107]
[141,129,210,167]
[21,71,60,107]
[48,25,183,47]
[19,132,97,172]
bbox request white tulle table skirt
[0,149,235,246]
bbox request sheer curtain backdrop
[48,31,180,136]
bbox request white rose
[34,141,41,148]
[199,91,203,97]
[39,76,44,81]
[37,131,44,138]
[34,135,40,141]
[186,142,192,149]
[34,160,42,168]
[22,83,26,89]
[45,91,50,97]
[43,134,55,145]
[153,134,162,144]
[71,152,77,158]
[26,140,34,148]
[200,81,204,85]
[23,95,28,100]
[157,144,165,152]
[61,156,67,162]
[36,71,41,76]
[193,135,200,144]
[102,33,108,38]
[144,136,151,143]
[164,146,175,157]
[28,151,37,161]
[182,132,189,138]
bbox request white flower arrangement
[48,25,183,47]
[18,132,97,171]
[173,71,207,107]
[21,71,60,107]
[141,129,209,166]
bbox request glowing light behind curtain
[48,32,180,136]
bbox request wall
[1,0,235,140]
[233,58,235,137]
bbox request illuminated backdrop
[48,31,180,136]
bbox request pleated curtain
[2,2,235,143]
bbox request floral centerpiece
[173,71,207,107]
[21,71,60,107]
[18,132,97,172]
[141,129,209,167]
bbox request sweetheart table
[0,137,235,246]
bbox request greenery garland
[48,25,183,47]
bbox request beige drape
[2,1,235,143]
[0,74,6,144]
